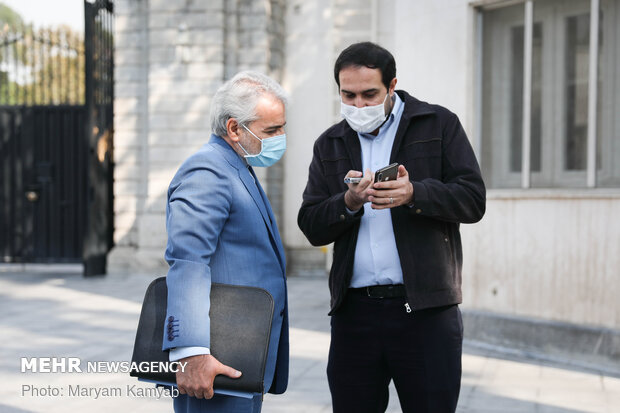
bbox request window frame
[475,0,620,189]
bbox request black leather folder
[130,277,274,394]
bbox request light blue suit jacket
[162,135,289,395]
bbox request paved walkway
[0,268,618,412]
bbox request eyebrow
[263,122,286,132]
[340,88,380,95]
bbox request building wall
[283,0,398,274]
[461,192,620,329]
[111,0,286,270]
[392,0,620,330]
[113,0,150,262]
[281,0,620,330]
[281,0,334,274]
[113,0,620,331]
[393,0,477,134]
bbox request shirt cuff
[345,206,361,215]
[169,346,211,362]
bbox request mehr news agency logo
[20,357,185,399]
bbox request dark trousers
[327,292,463,413]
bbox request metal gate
[0,106,88,262]
[0,1,114,274]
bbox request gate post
[83,0,114,276]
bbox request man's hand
[344,169,373,211]
[176,354,241,399]
[368,165,414,209]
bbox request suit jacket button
[415,209,422,214]
[339,214,345,220]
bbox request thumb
[217,362,242,379]
[398,165,409,179]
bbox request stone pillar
[110,0,287,272]
[111,0,150,268]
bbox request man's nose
[353,97,366,108]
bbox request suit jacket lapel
[253,174,286,273]
[238,167,278,242]
[210,135,285,273]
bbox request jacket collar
[209,134,247,170]
[209,136,271,229]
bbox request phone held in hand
[344,177,362,184]
[374,163,399,183]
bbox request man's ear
[389,77,397,96]
[226,118,241,142]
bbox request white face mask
[340,93,389,133]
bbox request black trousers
[327,292,463,413]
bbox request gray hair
[210,71,287,137]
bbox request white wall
[282,0,334,247]
[112,0,227,270]
[461,192,620,329]
[283,0,397,252]
[393,0,476,132]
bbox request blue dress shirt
[349,93,406,288]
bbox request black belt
[349,284,406,298]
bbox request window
[479,0,620,188]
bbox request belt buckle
[366,286,384,299]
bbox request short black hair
[334,42,396,90]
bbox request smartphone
[344,177,362,184]
[374,163,399,183]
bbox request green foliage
[0,2,24,30]
[0,5,85,106]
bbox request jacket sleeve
[297,141,363,247]
[409,112,486,224]
[162,163,232,351]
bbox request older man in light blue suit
[162,71,289,413]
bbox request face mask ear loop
[242,124,262,142]
[238,124,263,157]
[237,141,251,156]
[382,91,391,118]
